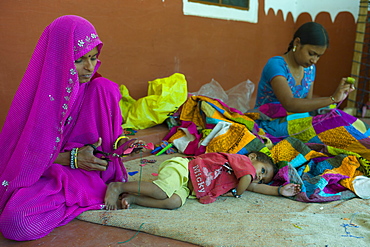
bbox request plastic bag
[120,73,188,130]
[190,79,255,113]
[192,79,228,103]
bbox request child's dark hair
[248,151,278,175]
[286,22,329,53]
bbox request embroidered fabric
[0,15,127,241]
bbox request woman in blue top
[253,22,370,162]
[255,22,354,110]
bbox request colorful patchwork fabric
[257,103,370,160]
[164,97,370,202]
[164,95,269,156]
[270,137,363,202]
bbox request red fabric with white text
[188,152,256,204]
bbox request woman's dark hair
[286,22,329,53]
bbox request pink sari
[0,15,127,240]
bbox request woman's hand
[77,138,109,171]
[115,138,147,156]
[130,139,146,154]
[280,183,301,197]
[332,77,355,103]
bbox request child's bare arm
[247,183,301,197]
[235,175,253,196]
[247,183,278,195]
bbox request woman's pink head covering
[0,15,104,211]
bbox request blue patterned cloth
[254,56,315,108]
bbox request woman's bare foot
[121,194,136,209]
[104,182,125,210]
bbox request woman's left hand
[115,138,147,156]
[332,78,355,103]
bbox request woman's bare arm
[271,76,354,113]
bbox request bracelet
[231,188,241,198]
[113,135,129,149]
[329,96,335,102]
[278,185,283,196]
[70,148,77,169]
[74,148,79,169]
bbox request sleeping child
[104,151,301,210]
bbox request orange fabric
[322,155,364,191]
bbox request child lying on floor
[104,152,301,210]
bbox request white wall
[183,0,360,23]
[182,0,259,23]
[265,0,360,22]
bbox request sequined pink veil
[0,15,127,240]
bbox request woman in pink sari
[0,15,129,241]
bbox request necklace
[291,67,303,80]
[284,53,303,80]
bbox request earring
[293,46,296,52]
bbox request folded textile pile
[163,96,370,202]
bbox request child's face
[250,160,274,184]
[247,153,274,184]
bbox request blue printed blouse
[254,56,315,108]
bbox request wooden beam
[347,1,369,108]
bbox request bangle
[278,185,283,196]
[74,148,79,169]
[231,188,241,198]
[70,148,77,169]
[329,96,335,102]
[113,136,129,149]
